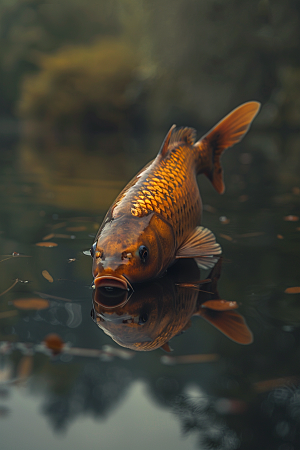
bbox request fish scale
[111,144,201,247]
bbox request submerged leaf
[203,204,217,213]
[12,298,50,310]
[42,270,54,283]
[238,195,249,202]
[36,242,58,247]
[292,187,300,195]
[52,222,67,229]
[284,215,299,222]
[0,310,18,319]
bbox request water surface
[0,129,300,450]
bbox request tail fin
[196,101,260,194]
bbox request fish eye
[90,242,97,257]
[138,313,148,325]
[138,245,148,263]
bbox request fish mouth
[93,275,130,308]
[94,275,128,290]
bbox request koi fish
[91,102,260,290]
[91,259,253,351]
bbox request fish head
[92,213,175,294]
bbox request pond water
[0,126,300,450]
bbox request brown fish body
[92,102,260,290]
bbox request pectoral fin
[196,309,253,345]
[160,342,173,353]
[176,227,222,269]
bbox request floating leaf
[12,298,50,310]
[238,195,249,202]
[277,234,284,239]
[36,242,58,247]
[284,215,299,222]
[219,233,233,241]
[83,250,91,256]
[219,216,230,224]
[42,233,55,241]
[66,226,87,232]
[43,333,65,354]
[54,234,74,239]
[201,300,238,311]
[285,287,300,294]
[42,270,54,283]
[292,187,300,195]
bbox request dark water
[0,126,299,450]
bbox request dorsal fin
[158,125,197,158]
[170,127,197,147]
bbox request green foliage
[0,0,123,115]
[18,38,142,129]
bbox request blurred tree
[18,38,145,134]
[0,0,122,117]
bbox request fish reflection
[91,259,253,351]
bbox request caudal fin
[197,101,260,194]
